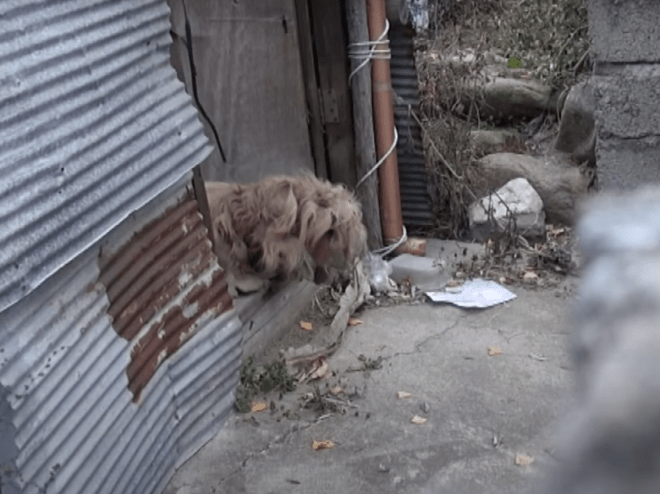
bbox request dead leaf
[487,346,503,356]
[299,320,314,331]
[515,453,534,466]
[250,400,268,413]
[397,391,411,399]
[348,318,363,326]
[311,440,335,450]
[523,271,539,282]
[411,415,428,425]
[308,356,329,380]
[329,385,344,395]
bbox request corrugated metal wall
[0,0,213,313]
[0,1,245,493]
[0,177,242,494]
[389,24,434,227]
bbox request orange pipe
[365,0,404,247]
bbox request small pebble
[420,402,431,413]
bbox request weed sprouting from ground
[234,357,297,413]
[492,0,591,89]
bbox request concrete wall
[590,0,660,189]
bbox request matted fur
[205,175,367,293]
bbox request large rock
[468,178,545,241]
[472,153,591,225]
[464,77,560,121]
[555,80,596,166]
[541,186,660,494]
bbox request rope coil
[348,18,406,253]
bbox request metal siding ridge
[0,177,242,494]
[0,0,212,313]
[388,24,433,227]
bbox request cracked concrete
[164,284,575,494]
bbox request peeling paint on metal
[99,193,234,403]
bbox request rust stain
[98,193,234,403]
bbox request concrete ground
[164,262,577,494]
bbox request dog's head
[297,181,367,275]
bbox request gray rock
[464,77,560,121]
[472,153,591,225]
[555,80,596,167]
[468,178,545,241]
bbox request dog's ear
[300,203,335,251]
[263,181,298,236]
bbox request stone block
[593,66,660,140]
[596,136,660,190]
[589,0,660,63]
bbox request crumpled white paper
[425,278,516,308]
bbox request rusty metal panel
[390,24,434,227]
[99,188,234,403]
[0,178,242,494]
[0,0,213,313]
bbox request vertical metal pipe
[365,0,404,246]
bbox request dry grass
[415,0,590,240]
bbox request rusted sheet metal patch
[99,193,233,402]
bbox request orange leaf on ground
[299,321,314,331]
[515,454,534,466]
[411,415,428,425]
[250,400,268,413]
[311,440,335,450]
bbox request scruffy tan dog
[205,175,367,294]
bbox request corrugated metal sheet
[0,177,242,494]
[0,0,213,313]
[389,24,434,227]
